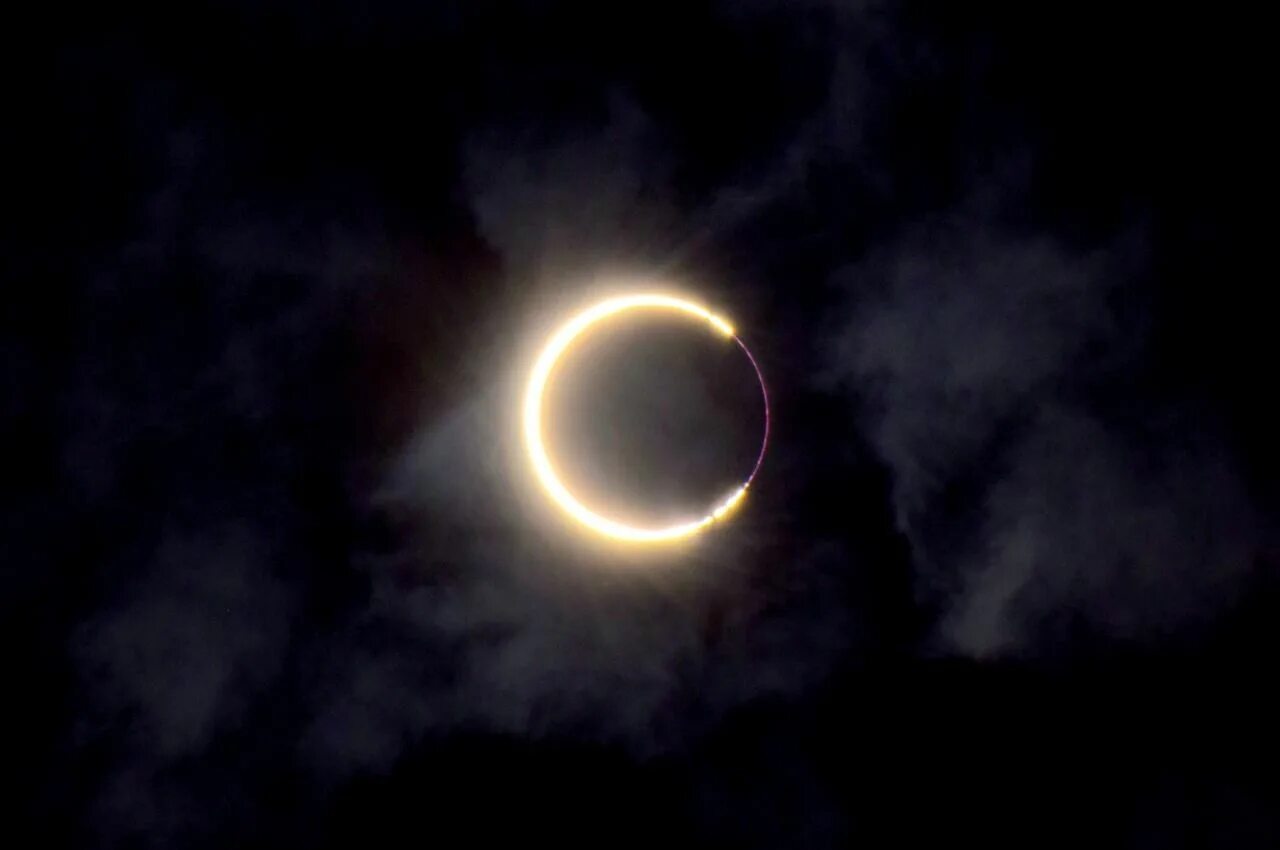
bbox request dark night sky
[7,2,1277,847]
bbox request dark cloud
[832,222,1130,527]
[305,375,864,774]
[75,526,293,759]
[828,212,1265,656]
[944,405,1257,655]
[464,96,682,279]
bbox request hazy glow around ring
[523,293,764,543]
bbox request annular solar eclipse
[523,293,770,543]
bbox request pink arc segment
[733,334,770,487]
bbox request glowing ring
[523,293,770,543]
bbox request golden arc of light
[523,293,768,543]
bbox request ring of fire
[523,293,770,543]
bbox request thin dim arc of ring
[733,334,770,487]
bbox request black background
[7,2,1277,847]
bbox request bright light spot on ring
[523,293,767,544]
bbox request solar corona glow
[523,293,770,543]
